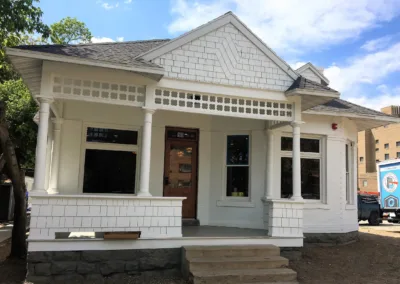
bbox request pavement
[0,226,12,243]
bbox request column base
[47,188,59,195]
[263,199,304,238]
[136,191,152,197]
[30,188,48,194]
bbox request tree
[0,80,38,168]
[0,0,49,259]
[50,17,92,44]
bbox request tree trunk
[0,102,27,258]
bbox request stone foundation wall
[27,248,182,283]
[304,231,359,244]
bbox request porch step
[184,245,280,258]
[191,268,297,284]
[183,245,298,284]
[187,256,289,270]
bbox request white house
[7,11,400,282]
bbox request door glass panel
[168,144,193,188]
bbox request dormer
[296,62,329,86]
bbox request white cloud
[124,0,132,3]
[290,62,307,70]
[168,0,400,54]
[116,37,124,42]
[99,1,120,10]
[91,37,115,43]
[324,42,400,94]
[361,35,393,51]
[347,85,400,111]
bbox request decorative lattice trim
[51,76,146,106]
[155,88,292,120]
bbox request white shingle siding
[153,23,293,91]
[298,68,321,84]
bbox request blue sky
[37,0,400,110]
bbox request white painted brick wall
[29,196,184,240]
[264,199,304,237]
[153,23,293,91]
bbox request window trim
[79,122,141,194]
[280,133,326,203]
[220,132,252,204]
[346,140,355,205]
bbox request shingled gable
[138,11,298,81]
[296,62,329,85]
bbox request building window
[376,159,380,163]
[280,136,323,200]
[384,143,389,149]
[363,180,368,187]
[385,154,390,160]
[397,141,400,147]
[82,126,139,194]
[376,140,379,144]
[226,135,250,197]
[376,148,379,152]
[346,142,354,204]
[359,157,364,163]
[397,152,400,158]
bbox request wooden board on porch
[104,231,141,240]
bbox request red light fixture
[332,123,338,130]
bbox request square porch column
[48,118,63,194]
[32,97,52,193]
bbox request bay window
[280,136,324,200]
[82,126,139,194]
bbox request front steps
[183,245,298,284]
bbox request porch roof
[306,98,400,130]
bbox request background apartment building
[358,106,400,192]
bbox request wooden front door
[163,127,198,219]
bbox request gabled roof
[11,39,170,69]
[309,98,395,118]
[286,76,338,94]
[296,62,329,85]
[138,11,298,80]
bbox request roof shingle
[286,76,338,93]
[14,39,170,69]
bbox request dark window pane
[226,166,249,197]
[281,137,320,153]
[301,138,320,153]
[281,137,293,151]
[227,135,249,165]
[83,150,136,194]
[167,130,197,140]
[280,158,320,200]
[87,128,138,145]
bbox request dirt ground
[1,222,400,283]
[291,222,400,284]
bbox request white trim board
[138,12,298,80]
[28,237,303,251]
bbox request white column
[291,121,303,200]
[48,118,63,194]
[137,108,155,196]
[32,98,52,193]
[265,129,274,199]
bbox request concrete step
[191,268,297,284]
[188,255,289,270]
[184,245,280,258]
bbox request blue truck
[377,159,400,222]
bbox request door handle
[164,176,169,185]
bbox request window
[225,135,249,197]
[376,159,380,163]
[359,157,364,163]
[345,142,354,204]
[384,143,389,149]
[376,140,379,144]
[397,152,400,158]
[82,126,139,194]
[280,136,323,200]
[363,180,368,187]
[385,154,390,160]
[376,148,379,152]
[397,141,400,147]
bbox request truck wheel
[368,211,380,226]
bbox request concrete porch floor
[182,226,268,238]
